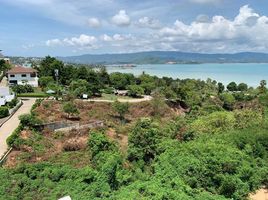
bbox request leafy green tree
[127,85,144,97]
[112,101,129,122]
[69,79,92,97]
[218,82,225,93]
[110,72,135,89]
[237,83,248,91]
[128,118,160,162]
[259,80,267,94]
[88,131,117,158]
[151,92,168,116]
[39,76,54,88]
[39,56,64,79]
[227,82,238,92]
[98,66,110,85]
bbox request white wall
[8,73,39,87]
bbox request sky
[0,0,268,57]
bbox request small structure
[0,87,15,106]
[46,89,56,94]
[115,90,128,96]
[6,66,38,87]
[82,94,88,99]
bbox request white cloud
[45,5,268,53]
[46,39,62,47]
[87,17,101,28]
[135,17,162,29]
[111,10,131,26]
[159,5,268,47]
[46,34,98,49]
[100,34,113,42]
[63,34,97,47]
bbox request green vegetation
[0,106,9,118]
[112,101,129,123]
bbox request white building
[7,66,38,87]
[0,87,15,106]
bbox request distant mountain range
[58,51,268,64]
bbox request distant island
[57,51,268,64]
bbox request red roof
[7,66,38,74]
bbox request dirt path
[86,95,152,103]
[250,189,268,200]
[0,76,8,87]
[0,98,36,158]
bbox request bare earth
[0,98,36,158]
[250,189,268,200]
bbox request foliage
[220,93,236,110]
[127,85,144,97]
[19,114,42,127]
[0,106,9,118]
[69,79,92,97]
[39,76,54,88]
[237,83,248,91]
[110,72,135,90]
[191,111,236,134]
[62,102,79,117]
[128,118,160,163]
[218,82,225,93]
[88,131,117,159]
[151,92,168,117]
[227,82,238,92]
[112,101,129,121]
[12,84,34,94]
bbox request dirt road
[250,189,268,200]
[86,95,152,103]
[0,98,36,158]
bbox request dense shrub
[128,118,160,163]
[127,85,144,97]
[0,106,9,118]
[191,111,236,134]
[88,131,117,159]
[12,84,34,94]
[19,114,42,127]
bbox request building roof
[7,66,38,74]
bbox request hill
[58,51,268,64]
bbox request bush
[191,111,236,134]
[127,85,144,98]
[88,131,117,158]
[6,124,24,147]
[7,98,18,108]
[220,93,236,110]
[234,109,262,129]
[19,114,42,127]
[12,84,34,94]
[0,106,9,118]
[63,102,79,118]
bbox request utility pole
[55,69,59,100]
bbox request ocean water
[107,63,268,87]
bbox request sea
[106,63,268,87]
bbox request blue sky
[1,0,268,56]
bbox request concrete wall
[8,73,38,87]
